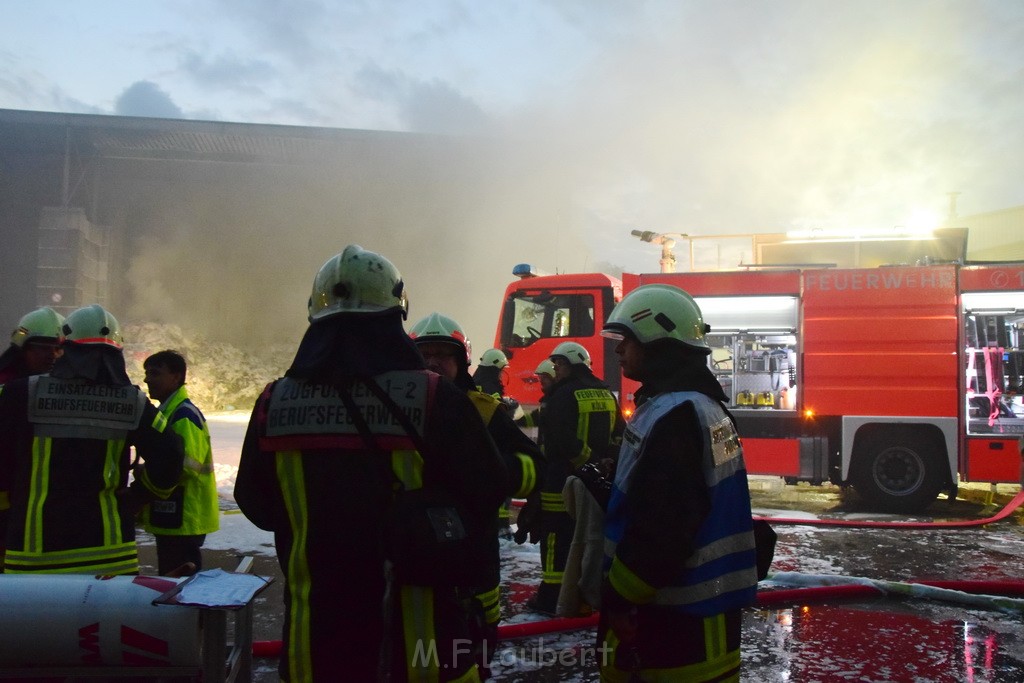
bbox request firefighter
[0,306,65,385]
[598,284,758,682]
[513,358,557,548]
[0,304,184,575]
[472,348,508,399]
[0,306,66,568]
[140,350,220,576]
[233,246,506,682]
[409,312,543,677]
[516,359,556,432]
[529,341,623,615]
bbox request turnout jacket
[539,369,622,493]
[234,370,507,682]
[0,375,184,574]
[466,388,542,501]
[142,385,219,536]
[603,389,758,616]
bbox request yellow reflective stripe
[276,451,312,683]
[600,630,627,682]
[608,556,655,604]
[497,503,510,521]
[25,437,52,553]
[514,452,536,497]
[4,541,139,575]
[151,410,168,432]
[576,411,591,458]
[469,391,500,425]
[450,666,480,682]
[540,491,565,512]
[0,490,9,511]
[570,443,592,469]
[704,612,727,661]
[656,642,740,682]
[392,449,424,490]
[401,585,439,683]
[475,585,501,626]
[139,463,177,499]
[100,439,124,546]
[541,532,563,584]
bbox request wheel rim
[870,446,925,496]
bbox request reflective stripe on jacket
[605,391,757,616]
[3,376,179,575]
[143,385,220,535]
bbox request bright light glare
[904,208,941,233]
[785,214,938,241]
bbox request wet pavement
[133,478,1024,683]
[168,417,1024,681]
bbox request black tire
[851,433,945,514]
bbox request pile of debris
[122,322,295,413]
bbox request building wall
[956,205,1024,261]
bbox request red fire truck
[494,261,1024,512]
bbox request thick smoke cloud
[119,134,571,357]
[4,1,1024,357]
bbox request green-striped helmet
[11,307,65,347]
[601,284,709,352]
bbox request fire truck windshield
[502,291,595,347]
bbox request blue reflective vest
[605,390,757,616]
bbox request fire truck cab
[495,261,1024,513]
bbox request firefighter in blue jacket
[0,304,184,575]
[234,246,507,682]
[599,285,758,682]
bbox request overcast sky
[4,0,1024,311]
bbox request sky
[3,0,1024,348]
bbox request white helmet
[308,245,408,322]
[535,359,556,378]
[550,341,591,367]
[11,307,65,347]
[479,348,508,369]
[408,312,472,364]
[62,304,123,349]
[601,284,710,352]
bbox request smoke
[7,0,1023,360]
[119,133,574,358]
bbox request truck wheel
[851,434,944,514]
